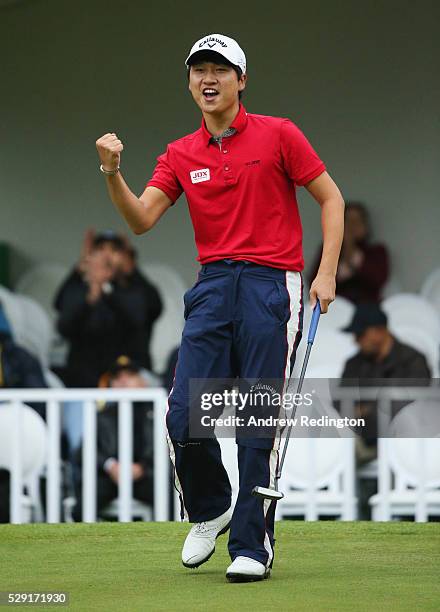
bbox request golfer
[96,33,344,582]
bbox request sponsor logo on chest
[190,168,210,184]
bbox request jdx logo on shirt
[190,168,210,184]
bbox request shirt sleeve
[280,119,326,186]
[146,146,183,204]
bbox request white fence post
[306,437,318,521]
[82,400,97,522]
[10,400,23,524]
[343,437,356,520]
[118,399,133,522]
[415,437,427,522]
[46,400,61,523]
[154,389,169,521]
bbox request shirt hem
[198,255,304,272]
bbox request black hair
[92,231,125,251]
[345,201,371,242]
[186,50,244,100]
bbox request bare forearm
[305,172,344,311]
[317,196,345,277]
[105,172,149,234]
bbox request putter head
[251,486,284,501]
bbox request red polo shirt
[146,104,325,271]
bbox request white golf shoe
[226,556,271,583]
[182,507,232,568]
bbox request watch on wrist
[100,164,120,176]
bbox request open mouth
[202,88,219,100]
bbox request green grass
[0,522,439,611]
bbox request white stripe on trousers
[165,392,189,521]
[272,270,303,452]
[264,271,303,565]
[263,448,279,566]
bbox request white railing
[1,385,439,524]
[0,388,169,524]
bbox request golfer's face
[188,62,245,114]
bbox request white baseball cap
[185,33,246,75]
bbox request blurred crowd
[1,228,175,522]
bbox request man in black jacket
[340,303,431,460]
[72,356,154,521]
[54,230,162,388]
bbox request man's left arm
[305,171,345,313]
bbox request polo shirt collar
[201,103,248,146]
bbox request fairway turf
[0,522,439,611]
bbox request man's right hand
[107,461,120,484]
[85,251,115,285]
[84,251,116,303]
[96,133,124,172]
[107,461,145,484]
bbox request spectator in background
[72,356,154,522]
[309,202,389,304]
[0,301,48,522]
[0,300,47,420]
[340,303,431,462]
[54,229,162,388]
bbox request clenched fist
[96,132,124,172]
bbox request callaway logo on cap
[185,33,247,75]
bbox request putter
[252,301,321,501]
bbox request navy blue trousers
[167,260,303,566]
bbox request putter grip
[307,301,321,344]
